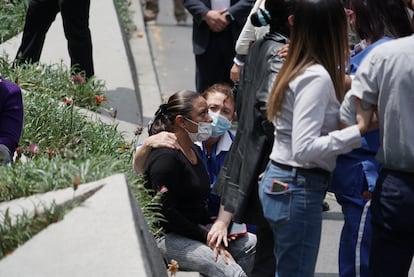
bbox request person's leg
[0,144,12,165]
[173,0,187,23]
[195,30,234,93]
[259,164,328,277]
[250,220,276,277]
[158,233,248,277]
[226,232,257,275]
[143,0,159,21]
[336,195,371,277]
[369,169,414,277]
[59,0,94,78]
[15,0,59,64]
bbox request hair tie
[148,103,168,131]
[154,103,168,118]
[258,8,272,26]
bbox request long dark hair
[350,0,413,42]
[250,0,296,36]
[148,90,201,136]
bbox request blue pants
[259,162,329,277]
[336,195,372,277]
[369,169,414,277]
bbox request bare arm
[133,132,179,174]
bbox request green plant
[0,0,29,44]
[0,203,66,259]
[0,0,164,257]
[113,0,135,38]
[129,176,166,237]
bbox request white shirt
[269,64,362,172]
[235,0,269,56]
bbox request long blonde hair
[267,0,349,120]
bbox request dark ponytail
[148,90,200,136]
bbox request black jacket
[213,33,289,225]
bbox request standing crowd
[134,0,414,276]
[2,0,413,276]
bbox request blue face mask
[209,111,232,137]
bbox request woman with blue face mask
[199,84,236,219]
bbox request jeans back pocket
[259,178,291,224]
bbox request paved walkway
[0,0,161,130]
[2,1,414,276]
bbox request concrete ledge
[0,174,168,277]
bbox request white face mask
[184,117,212,142]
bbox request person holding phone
[259,0,373,275]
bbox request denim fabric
[157,232,256,277]
[369,169,414,277]
[259,162,329,277]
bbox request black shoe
[175,16,187,25]
[322,201,330,212]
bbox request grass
[0,0,164,258]
[0,0,29,44]
[0,58,164,258]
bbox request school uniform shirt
[196,130,234,218]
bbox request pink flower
[28,143,40,155]
[70,75,85,84]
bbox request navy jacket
[183,0,254,55]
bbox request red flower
[94,95,107,104]
[62,97,74,105]
[46,149,57,158]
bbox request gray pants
[144,0,187,21]
[157,232,256,277]
[0,144,12,164]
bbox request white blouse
[269,64,362,172]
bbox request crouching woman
[144,90,256,277]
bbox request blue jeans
[259,162,329,277]
[157,232,256,277]
[370,169,414,277]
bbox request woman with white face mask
[134,84,238,220]
[142,89,256,276]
